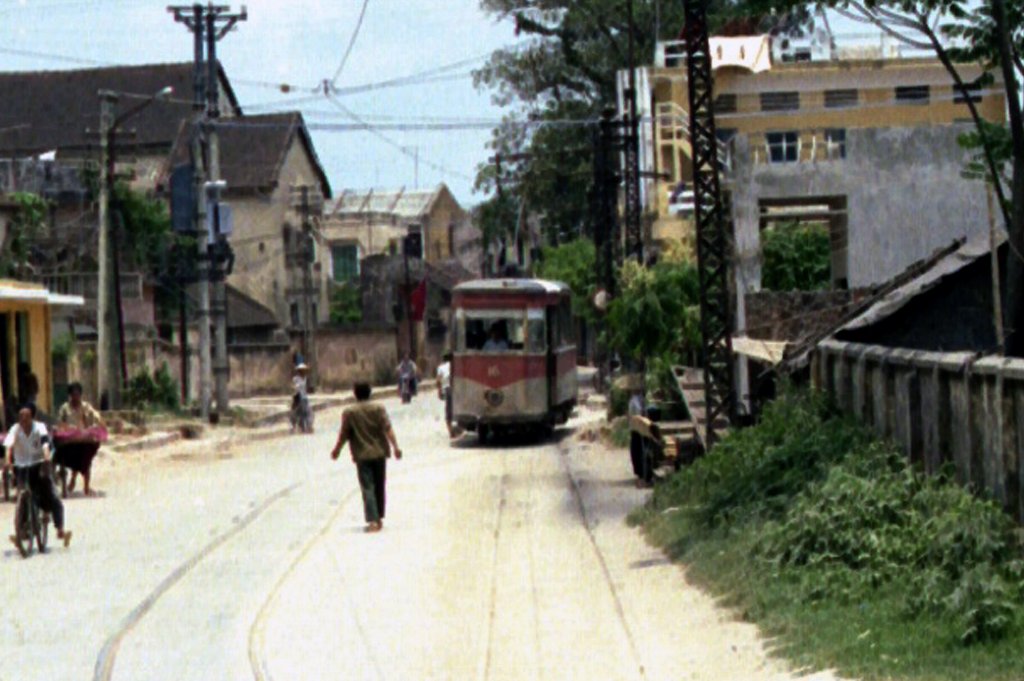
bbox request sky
[0,0,520,206]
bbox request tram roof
[453,278,570,295]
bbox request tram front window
[458,312,526,352]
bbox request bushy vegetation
[328,283,362,325]
[636,389,1024,680]
[760,221,831,291]
[125,363,180,412]
[606,259,701,364]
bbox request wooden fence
[813,339,1024,523]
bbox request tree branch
[917,16,1013,229]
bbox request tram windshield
[456,309,547,353]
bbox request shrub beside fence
[813,339,1024,524]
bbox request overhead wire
[330,0,371,86]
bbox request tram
[451,279,578,439]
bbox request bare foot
[58,530,73,547]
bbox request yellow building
[0,280,83,422]
[640,35,1007,249]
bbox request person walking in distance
[330,383,402,533]
[436,351,455,438]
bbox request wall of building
[315,326,398,391]
[729,124,992,298]
[814,339,1024,524]
[226,141,330,330]
[646,57,1005,240]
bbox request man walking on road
[330,383,402,533]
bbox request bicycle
[10,463,50,558]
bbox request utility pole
[403,234,416,359]
[169,2,246,419]
[96,92,121,410]
[297,185,319,389]
[622,0,644,263]
[171,3,212,420]
[683,0,737,446]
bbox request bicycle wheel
[35,509,48,553]
[14,491,33,558]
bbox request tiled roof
[226,285,278,329]
[163,112,331,196]
[0,62,240,157]
[330,185,447,219]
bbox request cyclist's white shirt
[3,421,49,468]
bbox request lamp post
[96,86,173,410]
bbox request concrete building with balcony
[626,33,1006,290]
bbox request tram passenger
[482,323,509,352]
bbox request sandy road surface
[0,395,836,681]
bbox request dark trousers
[15,463,64,531]
[629,433,653,483]
[356,459,387,523]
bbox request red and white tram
[451,279,578,439]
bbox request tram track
[92,481,303,681]
[248,445,498,681]
[557,441,648,681]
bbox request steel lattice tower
[682,0,736,446]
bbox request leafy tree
[750,0,1024,353]
[0,192,49,278]
[113,183,173,271]
[760,222,831,291]
[606,259,701,363]
[534,238,598,320]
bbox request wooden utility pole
[299,186,319,389]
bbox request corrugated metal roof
[330,185,444,219]
[454,278,569,294]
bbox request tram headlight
[485,389,504,408]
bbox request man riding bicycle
[5,404,72,548]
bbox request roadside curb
[107,383,425,457]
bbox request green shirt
[340,401,392,462]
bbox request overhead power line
[324,92,474,182]
[331,0,371,85]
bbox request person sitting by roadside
[5,403,72,548]
[55,383,106,496]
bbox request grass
[630,389,1024,681]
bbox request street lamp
[96,86,173,410]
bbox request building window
[331,244,359,282]
[766,131,799,163]
[825,129,846,159]
[713,93,737,114]
[448,223,456,256]
[760,91,799,112]
[824,89,858,109]
[290,302,300,328]
[895,85,930,104]
[953,83,983,104]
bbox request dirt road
[0,395,836,681]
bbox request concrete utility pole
[96,92,121,410]
[296,186,319,389]
[169,2,246,419]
